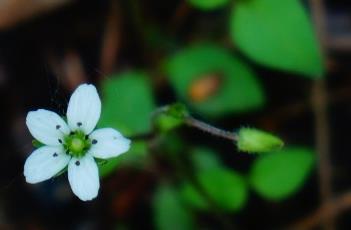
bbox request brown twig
[258,83,351,130]
[0,0,71,29]
[99,0,121,76]
[309,0,334,229]
[289,191,351,230]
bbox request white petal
[24,146,70,184]
[68,154,100,201]
[88,128,131,159]
[26,109,70,146]
[67,84,101,134]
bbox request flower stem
[151,104,238,142]
[184,116,238,142]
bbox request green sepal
[53,166,68,178]
[95,158,108,166]
[154,103,189,132]
[32,139,45,148]
[237,128,284,153]
[161,103,189,119]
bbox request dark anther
[85,135,89,140]
[56,125,61,130]
[92,139,98,144]
[77,122,82,127]
[75,161,80,166]
[53,153,58,157]
[58,139,62,144]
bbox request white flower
[24,84,131,201]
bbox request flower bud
[155,103,189,132]
[237,128,283,153]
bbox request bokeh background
[0,0,351,229]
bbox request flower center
[64,131,91,158]
[71,138,85,153]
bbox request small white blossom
[24,84,131,201]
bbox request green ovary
[64,131,91,158]
[71,138,85,152]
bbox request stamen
[75,161,80,166]
[77,122,82,127]
[56,125,61,130]
[53,153,58,157]
[58,139,63,144]
[92,139,98,144]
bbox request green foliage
[153,185,194,230]
[99,71,156,136]
[231,0,324,77]
[191,147,222,171]
[99,141,148,177]
[188,0,230,10]
[181,167,248,211]
[237,128,284,153]
[166,44,265,117]
[249,147,315,200]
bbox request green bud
[156,113,184,132]
[237,128,284,153]
[165,103,189,119]
[154,103,189,132]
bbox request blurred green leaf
[166,44,265,117]
[188,0,230,10]
[231,0,324,77]
[191,147,222,171]
[249,147,315,200]
[99,141,148,177]
[99,71,156,136]
[154,185,194,230]
[181,167,248,211]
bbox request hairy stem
[184,116,238,142]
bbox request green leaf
[231,0,324,77]
[249,147,315,201]
[191,147,222,171]
[188,0,230,10]
[99,141,148,177]
[99,71,156,136]
[153,185,194,230]
[181,168,248,211]
[166,44,265,117]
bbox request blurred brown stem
[309,0,334,229]
[290,191,351,229]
